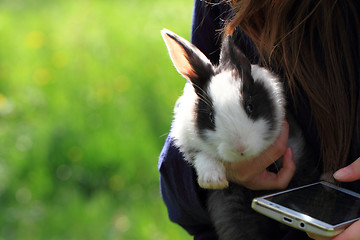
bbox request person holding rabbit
[159,0,360,239]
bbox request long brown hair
[225,0,360,173]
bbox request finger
[242,170,280,190]
[225,120,290,188]
[306,232,332,240]
[276,147,296,187]
[333,157,360,182]
[267,120,290,163]
[245,147,295,190]
[331,219,360,240]
[252,120,290,170]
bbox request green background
[0,0,193,239]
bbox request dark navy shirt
[158,0,360,239]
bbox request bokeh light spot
[16,188,32,204]
[0,93,8,109]
[56,164,72,181]
[0,93,13,115]
[113,214,130,232]
[114,76,131,93]
[109,175,124,191]
[25,31,45,49]
[67,146,83,162]
[33,68,51,86]
[16,135,33,152]
[52,51,68,68]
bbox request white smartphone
[252,181,360,237]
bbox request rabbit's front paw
[198,170,228,189]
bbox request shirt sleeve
[191,0,224,64]
[158,136,217,239]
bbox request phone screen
[264,183,360,225]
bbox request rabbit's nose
[235,141,246,156]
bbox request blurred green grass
[0,0,193,239]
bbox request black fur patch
[186,55,214,94]
[195,93,216,139]
[219,35,252,77]
[220,35,277,136]
[242,80,276,134]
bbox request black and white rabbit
[161,29,319,239]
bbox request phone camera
[299,222,306,229]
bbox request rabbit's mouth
[217,142,255,162]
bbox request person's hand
[308,220,360,240]
[224,121,296,190]
[307,157,360,240]
[333,157,360,182]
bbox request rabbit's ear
[161,29,214,89]
[220,35,251,74]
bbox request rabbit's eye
[209,111,215,123]
[245,103,254,114]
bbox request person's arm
[159,136,216,239]
[191,0,225,64]
[191,0,259,65]
[158,1,228,238]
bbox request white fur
[164,29,285,189]
[251,64,285,132]
[170,67,285,189]
[171,83,198,152]
[205,70,276,162]
[194,152,228,189]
